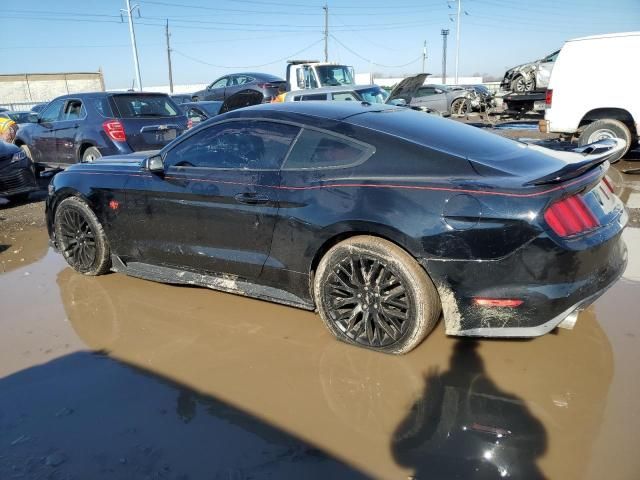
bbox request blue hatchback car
[15,92,188,168]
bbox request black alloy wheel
[324,255,412,348]
[55,197,111,275]
[314,236,441,354]
[58,208,97,270]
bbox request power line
[172,38,324,69]
[330,34,422,68]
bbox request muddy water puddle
[1,189,640,478]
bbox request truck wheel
[54,196,111,276]
[579,119,632,160]
[314,236,441,355]
[511,75,535,93]
[82,147,102,163]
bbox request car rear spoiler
[525,138,626,186]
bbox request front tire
[314,236,441,355]
[511,75,535,93]
[450,97,470,115]
[579,119,632,161]
[54,197,111,275]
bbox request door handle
[234,193,269,205]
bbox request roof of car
[51,91,172,100]
[228,100,401,122]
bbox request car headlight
[11,150,27,163]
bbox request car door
[32,99,65,163]
[410,87,447,112]
[205,77,229,101]
[536,51,558,89]
[55,99,86,165]
[123,119,301,279]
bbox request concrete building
[0,72,105,110]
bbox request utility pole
[165,20,174,93]
[323,3,329,62]
[454,0,461,84]
[121,0,142,91]
[441,29,449,84]
[422,41,427,73]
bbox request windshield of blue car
[111,94,180,118]
[355,87,389,104]
[315,66,355,87]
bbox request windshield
[315,65,355,87]
[356,87,389,104]
[111,95,180,118]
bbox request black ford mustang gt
[45,102,628,354]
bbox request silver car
[501,50,559,93]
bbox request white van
[541,32,639,158]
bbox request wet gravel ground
[1,139,640,479]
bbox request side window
[210,77,228,89]
[415,87,435,97]
[332,92,358,101]
[165,120,300,170]
[39,99,65,123]
[300,94,327,101]
[63,100,84,120]
[283,129,374,170]
[93,97,113,117]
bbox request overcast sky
[1,0,639,88]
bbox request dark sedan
[191,72,286,103]
[15,92,188,168]
[0,141,38,200]
[45,102,627,354]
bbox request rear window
[283,128,374,170]
[93,97,114,117]
[111,95,179,118]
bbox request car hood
[0,141,20,160]
[386,73,428,103]
[65,151,158,171]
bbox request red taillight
[473,298,523,308]
[544,195,599,237]
[545,89,553,106]
[102,120,126,142]
[257,82,276,88]
[603,176,615,193]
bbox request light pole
[122,0,143,91]
[441,29,449,84]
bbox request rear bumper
[420,221,628,337]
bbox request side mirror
[388,98,407,106]
[435,89,444,94]
[28,113,39,123]
[147,154,164,173]
[296,69,305,89]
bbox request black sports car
[45,102,628,354]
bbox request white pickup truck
[541,32,639,159]
[285,60,356,92]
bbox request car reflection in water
[57,267,614,479]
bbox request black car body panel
[15,92,188,168]
[0,141,38,197]
[46,102,627,337]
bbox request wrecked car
[501,50,559,93]
[46,102,627,354]
[386,74,475,115]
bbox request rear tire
[314,236,441,355]
[54,196,111,276]
[82,146,102,163]
[579,119,632,161]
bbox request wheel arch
[307,225,425,302]
[77,141,98,162]
[579,108,637,136]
